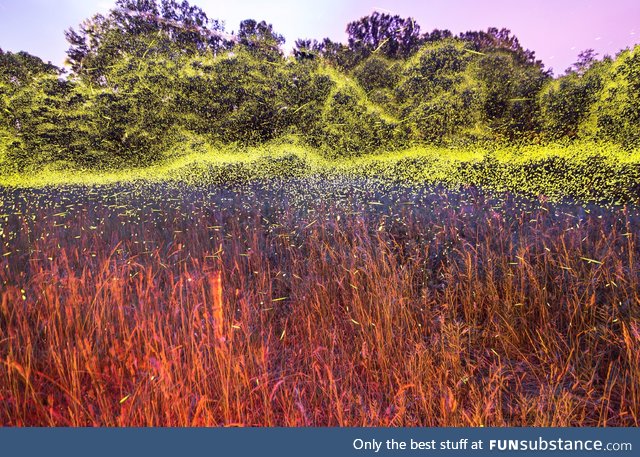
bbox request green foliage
[458,27,543,68]
[472,51,550,139]
[0,49,63,171]
[3,142,639,206]
[305,38,359,70]
[404,88,483,143]
[350,55,401,117]
[539,65,606,139]
[346,12,422,61]
[1,4,639,176]
[352,55,399,93]
[65,0,227,81]
[3,46,184,171]
[279,64,335,141]
[0,49,60,86]
[539,46,640,149]
[236,19,285,61]
[396,40,483,143]
[583,46,640,148]
[175,50,400,155]
[177,50,292,144]
[81,55,180,167]
[397,40,473,103]
[4,74,82,172]
[317,82,397,156]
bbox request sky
[0,0,638,75]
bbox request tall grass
[0,180,638,426]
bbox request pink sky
[0,0,638,75]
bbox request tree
[3,73,83,171]
[453,28,550,139]
[459,27,543,68]
[396,40,483,143]
[65,0,227,79]
[176,49,294,144]
[396,39,473,104]
[1,50,64,171]
[352,55,399,93]
[318,84,398,155]
[539,64,606,139]
[565,49,599,75]
[0,49,60,86]
[422,29,453,43]
[539,74,593,139]
[346,12,422,62]
[293,39,319,61]
[314,38,358,69]
[582,46,640,148]
[236,19,284,61]
[473,51,549,138]
[82,52,181,167]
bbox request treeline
[0,0,639,172]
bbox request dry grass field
[1,179,638,426]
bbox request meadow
[2,0,640,428]
[1,176,638,426]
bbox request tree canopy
[346,12,422,61]
[1,2,638,174]
[65,0,228,79]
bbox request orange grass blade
[212,271,226,343]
